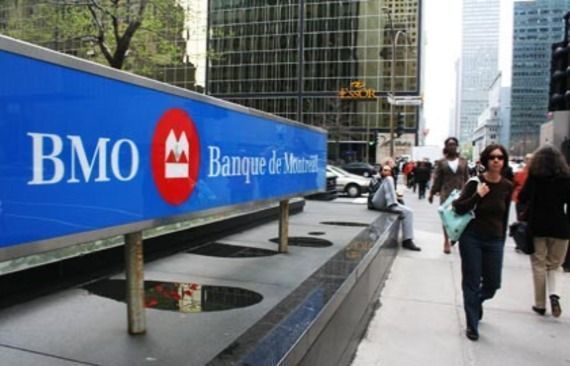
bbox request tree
[1,0,186,78]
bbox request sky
[422,0,514,147]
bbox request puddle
[308,232,326,236]
[320,221,369,227]
[187,242,277,257]
[83,279,263,313]
[268,237,332,248]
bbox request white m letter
[67,135,110,183]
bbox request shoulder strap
[467,176,480,185]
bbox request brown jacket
[430,157,470,203]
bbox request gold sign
[338,80,377,100]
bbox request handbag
[509,179,536,255]
[437,177,479,242]
[438,189,474,242]
[509,221,534,254]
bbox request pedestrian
[382,157,401,187]
[403,161,415,188]
[452,144,513,341]
[413,161,430,199]
[518,144,570,318]
[511,153,533,221]
[370,165,421,251]
[428,137,470,254]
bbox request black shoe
[465,327,479,341]
[532,306,546,316]
[563,266,570,273]
[550,295,562,318]
[402,239,421,251]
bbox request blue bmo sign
[0,36,327,259]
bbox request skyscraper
[510,0,570,155]
[207,0,422,162]
[458,0,500,145]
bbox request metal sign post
[278,200,289,253]
[125,231,145,335]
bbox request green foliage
[1,0,186,78]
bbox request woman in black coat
[519,144,570,318]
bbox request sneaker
[532,306,546,316]
[550,295,562,318]
[402,239,421,251]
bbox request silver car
[327,165,371,198]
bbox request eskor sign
[0,35,326,260]
[151,109,200,205]
[338,80,377,100]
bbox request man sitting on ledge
[370,165,421,251]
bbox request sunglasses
[489,154,504,161]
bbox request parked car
[341,162,378,177]
[306,171,338,200]
[327,165,371,198]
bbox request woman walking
[414,161,431,199]
[518,144,570,318]
[453,144,513,341]
[429,137,470,253]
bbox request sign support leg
[125,231,146,335]
[278,200,289,253]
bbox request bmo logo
[151,109,200,205]
[27,134,140,185]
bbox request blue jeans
[459,228,505,334]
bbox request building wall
[207,0,422,163]
[458,0,500,145]
[509,0,570,156]
[500,86,511,147]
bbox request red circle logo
[151,109,200,205]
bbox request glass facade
[208,0,421,162]
[458,0,500,145]
[510,0,570,155]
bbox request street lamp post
[382,7,409,158]
[389,30,408,158]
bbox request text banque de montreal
[208,146,319,184]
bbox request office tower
[510,0,570,155]
[208,0,422,162]
[457,0,501,146]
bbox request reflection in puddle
[320,221,369,227]
[308,231,326,236]
[83,279,263,313]
[268,237,332,248]
[187,242,277,257]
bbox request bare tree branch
[86,4,113,65]
[111,0,120,44]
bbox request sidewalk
[352,185,570,366]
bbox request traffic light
[548,41,569,111]
[396,112,405,138]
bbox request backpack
[367,176,381,209]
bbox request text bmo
[28,133,140,185]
